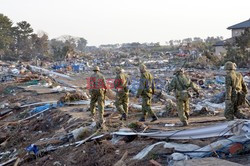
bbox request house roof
[227,19,250,30]
[213,38,235,47]
[213,41,225,46]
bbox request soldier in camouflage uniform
[168,68,199,126]
[114,67,129,121]
[136,64,158,122]
[224,61,248,120]
[89,66,107,127]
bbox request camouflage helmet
[93,66,100,71]
[173,67,184,74]
[115,66,122,73]
[139,64,147,72]
[224,61,236,70]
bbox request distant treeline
[0,13,87,61]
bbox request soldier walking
[168,68,199,126]
[224,61,248,120]
[136,64,158,122]
[89,66,107,127]
[114,67,129,121]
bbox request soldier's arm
[184,75,197,92]
[151,74,155,94]
[124,74,130,91]
[127,75,131,86]
[137,75,145,96]
[114,75,121,89]
[225,75,232,100]
[88,76,95,94]
[241,75,248,94]
[168,77,176,92]
[121,74,127,88]
[102,76,107,90]
[190,81,199,93]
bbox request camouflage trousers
[115,92,129,115]
[90,90,105,124]
[176,98,190,123]
[224,99,246,120]
[141,94,156,118]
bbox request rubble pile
[0,55,249,166]
[59,92,89,103]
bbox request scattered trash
[133,141,200,160]
[28,65,75,80]
[71,123,96,140]
[21,101,58,108]
[172,157,243,166]
[51,86,75,92]
[129,104,163,112]
[129,79,140,96]
[59,92,89,103]
[11,69,20,75]
[193,99,224,115]
[29,102,63,115]
[187,134,250,159]
[171,153,188,161]
[243,76,250,83]
[163,99,177,117]
[210,92,225,104]
[0,56,250,166]
[165,123,175,127]
[53,161,62,166]
[215,76,225,84]
[114,120,250,139]
[128,122,147,131]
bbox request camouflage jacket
[168,73,198,94]
[225,71,248,100]
[114,73,129,93]
[89,72,107,93]
[137,71,155,96]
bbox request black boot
[139,117,145,122]
[150,115,158,122]
[120,113,127,121]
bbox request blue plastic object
[215,76,225,84]
[129,79,140,95]
[29,102,64,115]
[72,65,80,72]
[30,104,51,114]
[26,144,39,155]
[52,65,62,70]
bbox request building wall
[215,46,227,56]
[232,29,245,37]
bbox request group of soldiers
[88,61,248,128]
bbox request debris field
[0,58,250,166]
